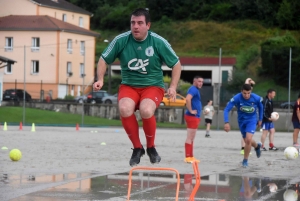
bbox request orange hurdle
[188,160,201,201]
[127,166,181,201]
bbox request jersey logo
[145,46,154,57]
[128,58,149,74]
[240,106,255,113]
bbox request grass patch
[0,107,187,128]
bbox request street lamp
[104,39,111,94]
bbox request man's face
[194,78,203,89]
[130,15,150,41]
[269,91,276,99]
[241,89,251,100]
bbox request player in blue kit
[224,84,263,167]
[184,76,203,163]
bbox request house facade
[0,0,99,100]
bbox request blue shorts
[293,121,300,129]
[261,122,274,130]
[239,120,257,138]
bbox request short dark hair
[194,76,203,80]
[242,84,252,91]
[131,8,151,24]
[267,89,275,94]
[207,100,212,103]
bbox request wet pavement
[2,170,300,201]
[1,127,300,200]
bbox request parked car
[74,94,88,103]
[86,90,110,104]
[3,89,32,102]
[160,93,186,107]
[102,93,118,104]
[280,101,294,109]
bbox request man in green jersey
[93,8,182,166]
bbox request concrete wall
[3,101,293,131]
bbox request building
[0,0,100,100]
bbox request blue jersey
[224,93,263,123]
[185,86,202,118]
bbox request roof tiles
[0,15,100,37]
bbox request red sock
[191,141,194,157]
[121,114,141,148]
[185,143,192,157]
[142,116,156,148]
[184,174,193,184]
[269,143,274,148]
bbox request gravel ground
[0,126,299,200]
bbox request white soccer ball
[204,108,210,113]
[283,189,298,201]
[284,147,299,160]
[271,112,279,121]
[268,183,278,192]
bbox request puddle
[2,172,300,201]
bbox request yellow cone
[31,123,36,132]
[3,122,7,131]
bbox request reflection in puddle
[4,172,300,201]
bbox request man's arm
[258,98,263,121]
[223,101,235,132]
[93,57,107,91]
[297,101,300,122]
[167,62,181,101]
[186,94,196,115]
[224,101,235,123]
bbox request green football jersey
[101,31,179,88]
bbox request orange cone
[76,123,79,131]
[19,122,23,130]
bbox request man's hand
[190,110,197,115]
[224,123,230,132]
[93,80,103,91]
[167,87,176,102]
[257,120,262,127]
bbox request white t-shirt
[203,105,214,119]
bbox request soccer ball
[284,147,298,160]
[204,108,210,113]
[271,112,279,121]
[283,189,298,201]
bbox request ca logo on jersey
[128,58,149,74]
[240,106,255,113]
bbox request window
[219,174,226,182]
[31,61,39,74]
[80,41,85,55]
[67,62,72,75]
[31,37,40,52]
[5,63,12,74]
[67,39,72,53]
[62,14,67,22]
[80,63,84,77]
[5,37,13,51]
[79,17,83,27]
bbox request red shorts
[118,84,164,109]
[184,115,201,129]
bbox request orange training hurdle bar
[127,166,180,201]
[188,161,201,201]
